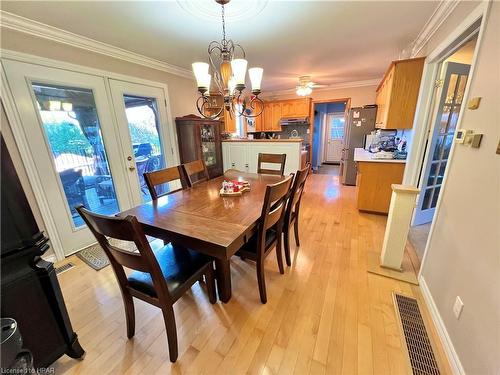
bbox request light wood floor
[53,173,451,375]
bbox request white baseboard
[419,276,465,375]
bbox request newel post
[380,184,420,270]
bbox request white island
[222,139,305,175]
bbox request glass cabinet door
[200,124,217,167]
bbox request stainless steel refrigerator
[341,106,377,185]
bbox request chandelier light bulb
[248,67,263,91]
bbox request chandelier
[191,0,264,119]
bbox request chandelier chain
[221,3,226,43]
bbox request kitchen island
[354,148,406,214]
[222,139,305,175]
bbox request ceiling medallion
[191,0,264,120]
[177,0,268,22]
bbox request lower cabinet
[356,161,405,214]
[222,141,302,176]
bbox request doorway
[408,35,478,261]
[2,59,175,257]
[311,99,349,175]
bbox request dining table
[119,170,286,303]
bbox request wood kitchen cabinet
[356,161,405,214]
[253,101,264,132]
[259,98,311,132]
[375,57,425,129]
[175,115,223,179]
[270,102,282,131]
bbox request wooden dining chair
[76,205,216,363]
[144,166,187,200]
[235,175,293,303]
[257,153,287,176]
[181,159,210,187]
[283,164,311,266]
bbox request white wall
[417,2,500,373]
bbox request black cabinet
[175,115,223,179]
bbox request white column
[380,184,420,270]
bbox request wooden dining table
[119,170,285,302]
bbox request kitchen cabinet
[175,115,223,178]
[257,98,311,133]
[375,57,425,129]
[356,161,405,214]
[222,140,302,175]
[270,102,282,131]
[253,101,264,132]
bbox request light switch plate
[453,296,464,319]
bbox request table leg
[214,258,232,303]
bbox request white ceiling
[1,1,439,92]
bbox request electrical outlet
[453,296,464,319]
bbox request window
[328,113,345,139]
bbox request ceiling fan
[295,75,326,96]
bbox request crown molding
[0,11,194,79]
[263,78,380,98]
[407,0,461,57]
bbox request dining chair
[283,164,311,266]
[76,205,216,363]
[144,166,187,200]
[257,153,287,176]
[181,159,210,187]
[235,175,293,303]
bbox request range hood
[279,117,309,126]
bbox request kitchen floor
[316,163,340,175]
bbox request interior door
[325,113,345,162]
[108,79,176,204]
[413,62,470,225]
[2,59,133,256]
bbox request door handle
[128,166,136,171]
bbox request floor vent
[55,262,75,275]
[393,293,441,375]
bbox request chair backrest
[255,175,293,255]
[182,159,209,187]
[144,166,186,200]
[285,164,310,224]
[257,153,286,176]
[75,205,172,302]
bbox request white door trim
[0,49,179,260]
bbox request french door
[413,62,470,225]
[109,79,176,205]
[325,113,344,163]
[2,59,174,256]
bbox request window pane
[423,188,433,210]
[123,95,165,202]
[427,162,438,186]
[431,186,441,208]
[201,124,217,167]
[447,106,460,133]
[437,162,447,185]
[442,135,453,159]
[433,135,445,160]
[439,106,451,133]
[33,83,119,228]
[455,75,468,104]
[445,74,458,104]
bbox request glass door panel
[201,124,217,167]
[123,95,165,201]
[32,83,120,227]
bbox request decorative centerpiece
[219,179,250,197]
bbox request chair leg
[205,264,217,304]
[275,239,285,275]
[122,291,135,339]
[283,227,291,267]
[161,306,179,362]
[256,260,267,304]
[294,217,300,247]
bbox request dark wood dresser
[175,115,223,179]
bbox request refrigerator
[341,106,377,185]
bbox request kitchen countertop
[222,138,303,142]
[354,148,406,164]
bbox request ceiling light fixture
[296,76,314,97]
[192,0,264,119]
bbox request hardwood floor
[53,173,451,374]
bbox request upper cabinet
[255,97,311,132]
[375,57,425,129]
